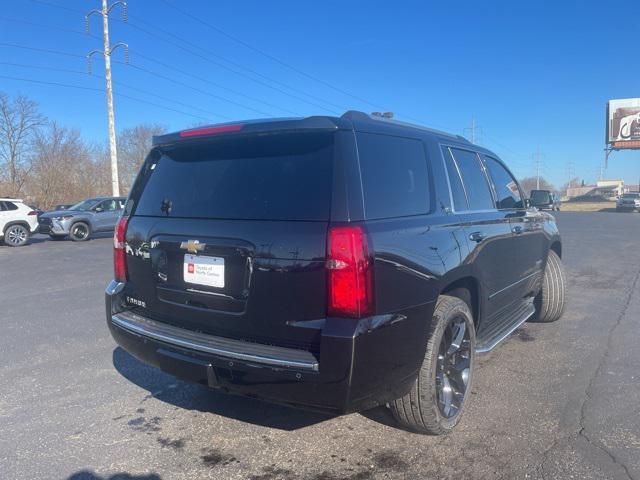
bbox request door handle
[469,231,486,243]
[512,225,524,234]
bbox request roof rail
[341,110,470,142]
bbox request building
[565,180,624,200]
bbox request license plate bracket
[183,254,224,288]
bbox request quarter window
[356,133,430,219]
[483,156,523,209]
[449,148,494,211]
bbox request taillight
[179,124,243,137]
[113,216,129,282]
[326,225,374,318]
[27,211,38,216]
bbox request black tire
[531,250,566,323]
[389,295,475,435]
[3,224,30,247]
[49,234,66,241]
[69,222,91,241]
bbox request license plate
[183,254,224,288]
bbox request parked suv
[39,197,126,241]
[0,198,39,246]
[616,193,640,212]
[530,189,561,211]
[106,112,566,434]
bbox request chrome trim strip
[475,304,535,354]
[111,311,319,372]
[488,270,540,300]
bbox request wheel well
[3,220,30,234]
[550,241,562,258]
[441,277,479,327]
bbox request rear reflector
[326,225,374,318]
[113,216,129,282]
[179,124,243,138]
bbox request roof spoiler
[152,116,345,147]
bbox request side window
[449,148,495,210]
[442,147,469,211]
[356,133,430,219]
[0,202,5,211]
[4,201,18,211]
[483,156,523,209]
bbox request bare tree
[116,124,166,193]
[519,176,556,195]
[0,92,46,196]
[27,122,103,209]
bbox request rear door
[443,146,518,321]
[124,130,337,351]
[483,155,546,298]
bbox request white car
[0,198,39,246]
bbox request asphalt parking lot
[1,212,639,480]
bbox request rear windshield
[133,131,334,221]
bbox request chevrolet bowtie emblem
[180,239,205,254]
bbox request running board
[475,300,535,354]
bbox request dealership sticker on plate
[183,254,224,288]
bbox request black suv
[106,112,566,434]
[530,189,561,211]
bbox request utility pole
[565,161,575,193]
[534,146,541,190]
[86,1,128,197]
[463,116,481,144]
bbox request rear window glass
[133,131,334,221]
[356,133,430,219]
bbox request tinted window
[483,156,523,209]
[442,147,468,211]
[3,201,18,211]
[450,148,494,210]
[134,131,334,221]
[356,133,429,219]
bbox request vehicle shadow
[67,472,161,480]
[112,347,334,431]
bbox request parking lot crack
[536,266,640,480]
[577,266,640,480]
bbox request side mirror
[524,198,531,208]
[95,207,103,213]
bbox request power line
[160,0,389,112]
[128,49,302,116]
[22,0,461,129]
[0,74,211,121]
[0,14,296,115]
[0,16,101,40]
[0,43,274,117]
[24,0,341,114]
[0,62,230,120]
[118,60,273,116]
[124,17,346,113]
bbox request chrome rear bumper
[111,310,319,372]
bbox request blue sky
[1,0,639,188]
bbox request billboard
[607,98,640,149]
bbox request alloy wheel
[6,225,28,246]
[436,316,472,418]
[72,224,88,240]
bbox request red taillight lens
[27,210,38,216]
[326,225,374,318]
[179,124,243,137]
[113,216,129,282]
